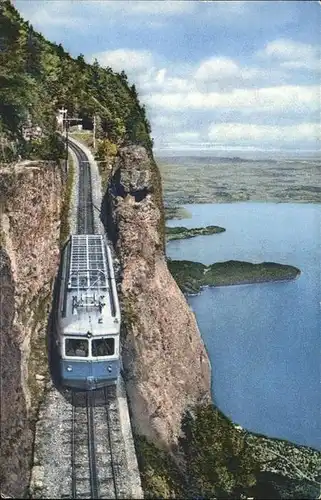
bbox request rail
[104,387,119,499]
[70,389,120,499]
[68,140,94,234]
[87,392,100,499]
[70,391,99,499]
[67,140,121,499]
[71,392,77,499]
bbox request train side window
[92,338,115,357]
[65,339,88,357]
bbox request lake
[167,202,321,450]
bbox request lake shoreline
[208,271,301,288]
[180,274,301,296]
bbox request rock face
[102,145,211,449]
[0,161,62,497]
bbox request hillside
[0,0,152,164]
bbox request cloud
[145,85,319,113]
[16,1,83,29]
[193,56,265,90]
[89,47,319,152]
[259,39,320,71]
[152,115,184,128]
[155,122,320,152]
[122,0,195,16]
[195,57,239,82]
[16,0,195,31]
[208,122,321,145]
[16,0,289,40]
[139,69,194,93]
[133,53,293,104]
[89,49,154,75]
[173,131,201,142]
[133,55,283,100]
[198,0,250,24]
[89,53,193,94]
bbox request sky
[15,0,321,156]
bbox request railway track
[69,140,94,234]
[70,388,125,499]
[65,141,128,499]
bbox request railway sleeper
[74,492,95,499]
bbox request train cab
[56,234,121,390]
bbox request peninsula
[168,259,301,294]
[166,225,225,241]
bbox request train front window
[65,339,89,357]
[92,338,115,357]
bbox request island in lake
[166,225,225,241]
[168,259,301,294]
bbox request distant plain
[156,155,321,207]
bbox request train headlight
[107,365,112,373]
[66,365,73,372]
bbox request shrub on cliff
[24,133,65,161]
[180,406,259,498]
[59,156,74,247]
[95,138,118,189]
[134,435,185,499]
[96,138,118,161]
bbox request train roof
[59,234,120,336]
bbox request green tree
[0,0,155,162]
[25,27,42,78]
[120,69,128,82]
[126,107,152,149]
[180,406,258,498]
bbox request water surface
[167,202,321,450]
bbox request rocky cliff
[102,145,211,449]
[0,161,62,497]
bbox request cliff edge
[0,161,62,496]
[102,145,211,449]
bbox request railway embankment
[0,161,63,497]
[29,137,143,499]
[29,377,142,499]
[68,135,143,498]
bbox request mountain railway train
[55,234,121,390]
